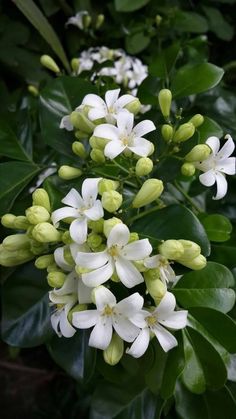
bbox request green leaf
[13,0,70,71]
[197,116,223,144]
[173,11,208,33]
[182,330,206,393]
[132,204,210,256]
[39,76,98,156]
[0,118,30,161]
[125,32,150,54]
[149,42,181,79]
[47,331,96,383]
[211,244,236,269]
[203,6,234,41]
[175,381,208,419]
[173,262,235,313]
[0,161,39,215]
[201,214,232,242]
[1,262,52,347]
[172,63,224,98]
[115,0,150,12]
[204,386,236,419]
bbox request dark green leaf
[201,214,232,242]
[175,381,208,419]
[0,118,30,161]
[125,32,150,54]
[211,244,236,269]
[182,330,206,393]
[197,117,223,143]
[115,0,150,12]
[203,6,234,41]
[149,42,180,79]
[204,386,236,419]
[173,11,208,33]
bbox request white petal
[89,317,113,349]
[213,172,228,200]
[60,115,73,131]
[60,303,77,338]
[50,271,77,298]
[115,257,144,288]
[104,141,125,159]
[70,243,90,261]
[94,285,116,310]
[82,261,114,287]
[51,311,61,337]
[121,239,152,260]
[116,292,144,316]
[82,178,101,204]
[199,170,216,187]
[160,310,188,330]
[117,111,134,135]
[216,157,236,175]
[107,223,129,247]
[54,247,73,272]
[144,255,159,269]
[114,94,136,110]
[206,136,220,155]
[78,279,93,304]
[83,200,104,220]
[51,207,79,226]
[88,108,107,121]
[153,324,178,352]
[113,315,140,342]
[72,309,99,328]
[217,136,235,159]
[70,217,88,244]
[105,89,120,108]
[129,137,153,157]
[62,188,84,208]
[82,93,106,109]
[133,120,156,137]
[76,250,108,269]
[155,291,176,318]
[129,310,149,328]
[126,327,150,358]
[94,124,120,141]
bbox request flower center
[146,315,157,327]
[102,304,114,316]
[108,244,120,257]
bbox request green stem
[174,181,202,213]
[113,159,130,175]
[128,205,162,224]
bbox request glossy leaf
[201,214,232,242]
[0,118,30,161]
[125,32,150,54]
[203,6,234,41]
[115,0,150,12]
[182,330,206,393]
[175,381,208,419]
[173,11,208,33]
[149,42,180,79]
[197,117,223,143]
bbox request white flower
[76,223,152,288]
[51,178,103,244]
[72,285,143,350]
[59,115,74,131]
[127,58,148,89]
[66,11,89,30]
[77,50,94,74]
[195,135,236,200]
[94,111,155,159]
[144,255,176,284]
[126,292,188,358]
[82,88,136,124]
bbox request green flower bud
[133,260,147,272]
[144,268,160,282]
[132,179,164,208]
[2,234,30,251]
[135,157,153,177]
[14,216,30,230]
[71,58,80,72]
[159,240,184,260]
[1,213,16,228]
[128,232,139,243]
[103,333,124,366]
[185,144,211,162]
[98,179,119,195]
[32,222,61,243]
[64,247,74,266]
[181,162,196,177]
[47,271,66,288]
[84,14,92,28]
[26,206,50,225]
[35,254,54,269]
[178,240,201,261]
[32,189,51,212]
[155,14,162,26]
[177,254,206,270]
[158,89,172,118]
[161,124,173,142]
[0,246,33,267]
[47,263,59,273]
[90,148,105,163]
[103,218,122,238]
[61,231,73,244]
[28,85,39,96]
[125,98,141,115]
[88,219,104,234]
[75,130,88,140]
[72,141,87,159]
[145,277,167,303]
[40,55,60,73]
[70,111,95,134]
[189,114,204,128]
[58,165,82,180]
[102,190,123,213]
[95,14,105,29]
[68,304,87,323]
[30,241,47,255]
[173,123,195,143]
[26,225,35,239]
[87,233,103,250]
[89,136,107,150]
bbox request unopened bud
[58,165,82,180]
[61,231,73,244]
[14,216,30,230]
[144,268,160,282]
[1,213,16,229]
[181,162,196,177]
[173,123,195,143]
[103,217,122,238]
[135,157,153,176]
[64,247,74,265]
[133,260,147,272]
[71,58,80,73]
[125,98,141,115]
[90,148,105,163]
[32,189,51,212]
[32,222,61,243]
[89,136,107,150]
[155,14,162,26]
[98,179,119,195]
[159,240,184,260]
[84,14,91,28]
[87,233,103,250]
[185,144,211,162]
[72,141,87,159]
[102,190,123,213]
[88,219,104,234]
[189,114,204,128]
[128,232,139,243]
[95,14,104,29]
[103,333,124,366]
[177,254,206,270]
[35,254,55,269]
[75,130,88,140]
[47,271,66,288]
[30,241,46,255]
[70,111,95,134]
[161,124,173,142]
[28,85,39,96]
[145,277,166,303]
[26,206,50,225]
[0,246,33,267]
[69,304,87,323]
[178,240,201,261]
[158,89,172,118]
[40,55,60,73]
[47,263,59,273]
[2,234,30,251]
[132,179,164,208]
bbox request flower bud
[95,14,105,29]
[28,85,39,96]
[69,304,87,323]
[133,260,147,272]
[128,232,139,243]
[0,246,33,267]
[61,231,73,244]
[2,234,30,251]
[147,142,155,156]
[177,254,206,270]
[173,123,195,143]
[89,136,107,150]
[14,216,30,230]
[158,89,172,118]
[178,239,201,261]
[135,157,153,177]
[189,114,204,128]
[159,240,184,260]
[103,218,122,238]
[145,277,167,303]
[125,98,141,115]
[98,179,119,195]
[35,254,54,269]
[87,233,103,250]
[26,206,50,225]
[32,189,51,212]
[144,268,160,282]
[32,222,61,243]
[155,14,162,26]
[47,271,66,288]
[102,190,123,213]
[88,219,104,234]
[70,111,95,134]
[1,213,16,229]
[84,14,92,28]
[103,333,124,366]
[40,55,60,73]
[30,241,47,255]
[58,165,82,180]
[185,144,211,163]
[90,148,105,163]
[71,58,80,73]
[75,130,88,140]
[181,162,196,177]
[72,141,87,159]
[161,124,173,142]
[63,247,74,266]
[47,263,59,273]
[132,179,164,208]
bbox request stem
[128,205,161,224]
[174,181,202,213]
[113,159,130,175]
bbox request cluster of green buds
[181,144,212,177]
[159,239,207,270]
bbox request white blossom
[144,255,176,284]
[66,11,89,30]
[127,58,148,89]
